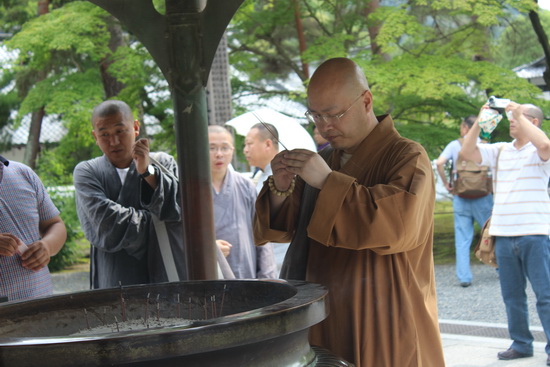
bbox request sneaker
[497,348,533,360]
[460,282,471,288]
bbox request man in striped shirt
[461,102,550,365]
[0,155,67,302]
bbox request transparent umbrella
[225,108,316,152]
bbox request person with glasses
[209,125,277,279]
[313,126,329,152]
[461,102,550,365]
[254,57,444,366]
[0,155,67,301]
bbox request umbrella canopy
[225,108,316,152]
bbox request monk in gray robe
[209,126,277,279]
[74,100,187,289]
[254,58,445,366]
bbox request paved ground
[50,261,548,367]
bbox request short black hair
[463,115,477,129]
[250,122,279,150]
[91,100,134,127]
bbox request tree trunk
[100,16,126,98]
[292,0,309,79]
[529,1,550,90]
[23,107,45,169]
[37,0,49,15]
[24,0,49,169]
[363,0,390,61]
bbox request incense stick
[251,112,289,151]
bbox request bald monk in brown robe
[254,57,445,367]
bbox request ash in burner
[72,317,193,336]
[68,285,228,337]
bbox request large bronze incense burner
[0,280,352,366]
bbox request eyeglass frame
[305,90,368,125]
[209,144,234,154]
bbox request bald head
[306,58,377,154]
[523,104,544,127]
[308,58,370,99]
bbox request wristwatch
[140,165,155,179]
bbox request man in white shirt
[461,102,550,365]
[244,122,280,193]
[243,123,290,273]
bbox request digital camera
[487,96,510,113]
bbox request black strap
[279,181,320,280]
[279,146,333,280]
[0,155,9,166]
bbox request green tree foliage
[492,10,550,70]
[0,0,36,34]
[229,0,550,158]
[0,0,36,137]
[2,1,172,271]
[5,1,110,180]
[5,1,171,181]
[5,0,549,165]
[46,190,84,272]
[0,69,19,137]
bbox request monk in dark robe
[254,58,445,367]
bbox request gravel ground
[435,263,540,326]
[52,261,542,327]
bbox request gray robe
[74,153,187,289]
[213,169,277,279]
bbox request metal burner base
[0,280,352,366]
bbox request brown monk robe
[254,58,445,367]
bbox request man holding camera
[461,101,550,365]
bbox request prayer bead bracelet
[268,175,296,197]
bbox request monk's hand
[132,138,151,175]
[21,240,51,271]
[216,239,232,257]
[0,233,20,257]
[270,150,297,192]
[281,149,331,190]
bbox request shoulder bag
[473,145,504,267]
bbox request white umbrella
[225,108,316,152]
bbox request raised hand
[277,149,332,189]
[132,138,151,175]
